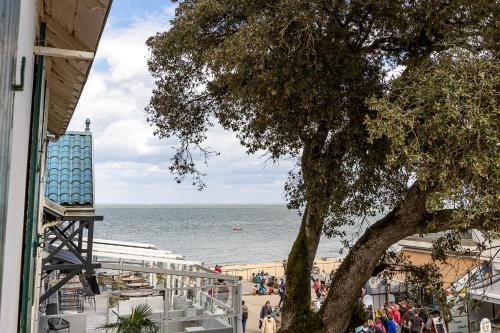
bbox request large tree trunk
[320,184,433,333]
[281,138,331,332]
[279,181,461,333]
[281,202,325,332]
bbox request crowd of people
[251,272,283,296]
[359,299,437,333]
[232,262,443,333]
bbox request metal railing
[101,263,241,333]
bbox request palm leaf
[99,304,160,333]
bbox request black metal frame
[40,215,103,303]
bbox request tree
[145,1,498,332]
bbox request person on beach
[241,300,249,333]
[387,314,398,333]
[319,270,326,284]
[261,312,277,333]
[255,273,262,283]
[214,265,222,273]
[278,279,286,307]
[258,280,267,295]
[313,278,321,299]
[259,301,272,329]
[283,260,287,276]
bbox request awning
[38,0,113,135]
[469,275,500,305]
[43,197,100,221]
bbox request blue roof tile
[44,125,94,207]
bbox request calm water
[94,205,355,265]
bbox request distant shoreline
[96,203,290,208]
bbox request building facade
[0,1,111,331]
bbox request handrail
[200,291,233,310]
[100,263,240,281]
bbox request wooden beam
[51,96,75,112]
[42,263,101,271]
[62,215,103,221]
[48,86,78,106]
[51,63,85,83]
[83,0,108,10]
[50,66,84,86]
[47,77,79,98]
[48,105,72,122]
[39,270,79,303]
[43,15,91,51]
[34,46,94,60]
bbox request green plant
[99,304,160,333]
[155,273,167,285]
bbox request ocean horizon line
[95,203,289,207]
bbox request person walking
[241,300,249,333]
[313,278,321,299]
[259,301,271,329]
[278,279,286,308]
[409,311,424,333]
[261,313,277,333]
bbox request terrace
[38,261,241,332]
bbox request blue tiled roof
[45,127,93,207]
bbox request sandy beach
[221,257,342,281]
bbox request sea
[94,204,356,265]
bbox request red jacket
[392,309,401,325]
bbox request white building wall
[0,0,36,331]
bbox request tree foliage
[146,1,499,331]
[367,50,499,229]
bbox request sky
[68,1,294,204]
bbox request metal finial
[85,118,91,131]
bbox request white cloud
[68,7,294,204]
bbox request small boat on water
[232,227,242,231]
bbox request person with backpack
[261,312,277,333]
[241,300,249,333]
[278,279,286,307]
[409,311,424,333]
[374,318,387,333]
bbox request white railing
[101,263,241,333]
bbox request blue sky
[68,1,294,204]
